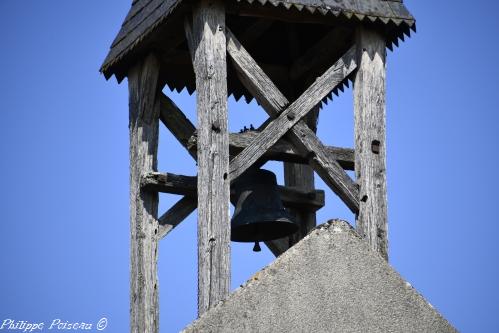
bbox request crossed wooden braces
[141,25,361,253]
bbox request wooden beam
[158,196,197,240]
[277,185,324,211]
[226,28,288,114]
[354,27,388,261]
[287,121,359,213]
[141,172,197,196]
[226,29,360,213]
[190,1,230,316]
[188,130,355,170]
[128,53,161,333]
[159,93,197,160]
[141,172,325,211]
[284,104,320,249]
[228,46,356,181]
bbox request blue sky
[0,1,498,332]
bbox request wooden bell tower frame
[101,0,415,331]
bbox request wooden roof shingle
[100,0,415,81]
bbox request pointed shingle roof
[100,0,415,82]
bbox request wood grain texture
[226,28,288,114]
[228,46,357,181]
[128,53,161,333]
[226,29,359,213]
[190,1,231,316]
[288,121,359,213]
[141,172,325,211]
[354,27,388,261]
[158,196,197,239]
[284,105,319,250]
[189,130,354,169]
[159,93,197,160]
[141,172,197,196]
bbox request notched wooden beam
[141,172,325,211]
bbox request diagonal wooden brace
[159,94,197,160]
[157,93,353,237]
[160,93,354,168]
[226,28,360,213]
[158,196,197,240]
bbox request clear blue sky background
[0,1,498,332]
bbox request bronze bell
[231,168,298,250]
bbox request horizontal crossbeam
[141,172,325,211]
[188,130,354,170]
[141,172,197,196]
[159,93,354,170]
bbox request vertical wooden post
[353,27,388,260]
[192,0,230,316]
[284,106,319,246]
[128,54,161,333]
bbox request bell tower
[101,1,415,332]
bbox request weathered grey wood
[277,185,324,211]
[285,105,320,248]
[226,29,359,213]
[158,196,197,240]
[226,28,288,114]
[141,172,325,211]
[128,53,161,333]
[159,93,197,160]
[141,172,197,196]
[228,46,356,181]
[190,1,230,316]
[354,27,388,261]
[188,130,355,170]
[287,121,359,213]
[266,108,320,257]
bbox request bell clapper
[253,241,261,252]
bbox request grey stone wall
[183,220,456,333]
